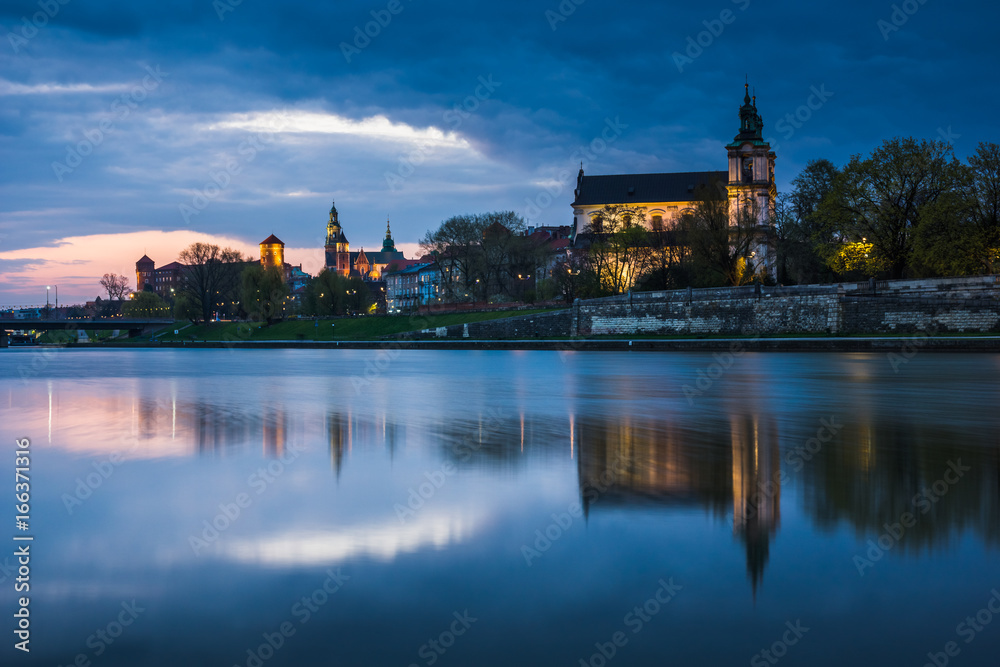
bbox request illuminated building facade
[135,255,185,298]
[322,201,406,280]
[571,83,777,278]
[259,234,285,269]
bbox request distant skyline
[1,0,996,305]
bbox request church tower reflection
[576,412,781,594]
[328,411,349,477]
[730,414,781,596]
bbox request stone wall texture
[413,276,1000,338]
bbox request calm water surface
[1,348,999,666]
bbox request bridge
[0,319,174,347]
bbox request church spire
[382,216,397,252]
[736,82,763,141]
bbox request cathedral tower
[324,201,351,276]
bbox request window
[651,215,663,232]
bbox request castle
[324,201,405,280]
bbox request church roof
[137,254,154,265]
[350,249,404,265]
[261,234,284,245]
[573,170,728,206]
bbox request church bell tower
[726,83,777,279]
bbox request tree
[913,142,1000,276]
[240,264,289,324]
[681,182,767,286]
[173,293,199,322]
[817,137,963,278]
[302,270,373,317]
[421,215,482,301]
[578,204,654,294]
[177,243,249,322]
[774,160,840,284]
[122,292,170,318]
[100,273,130,301]
[421,211,542,302]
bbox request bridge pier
[0,331,7,348]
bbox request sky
[0,0,996,305]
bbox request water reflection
[4,350,1000,666]
[575,412,782,591]
[34,386,1000,594]
[800,417,1000,550]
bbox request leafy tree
[774,160,840,284]
[829,241,890,277]
[100,273,130,300]
[122,291,170,318]
[303,270,372,316]
[241,264,289,324]
[177,243,249,322]
[579,204,654,294]
[173,293,199,322]
[913,141,1000,276]
[817,137,963,278]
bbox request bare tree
[682,184,768,286]
[100,273,130,300]
[177,243,250,322]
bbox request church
[571,84,777,277]
[323,201,406,280]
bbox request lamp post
[45,285,50,319]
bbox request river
[1,348,998,666]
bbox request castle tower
[136,254,155,292]
[324,201,351,276]
[260,234,285,269]
[726,83,777,279]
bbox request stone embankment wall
[409,276,1000,338]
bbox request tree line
[777,138,999,282]
[100,242,374,322]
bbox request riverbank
[40,335,1000,352]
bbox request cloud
[0,230,282,305]
[206,110,473,149]
[0,80,134,95]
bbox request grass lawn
[149,309,560,342]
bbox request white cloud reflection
[221,511,484,567]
